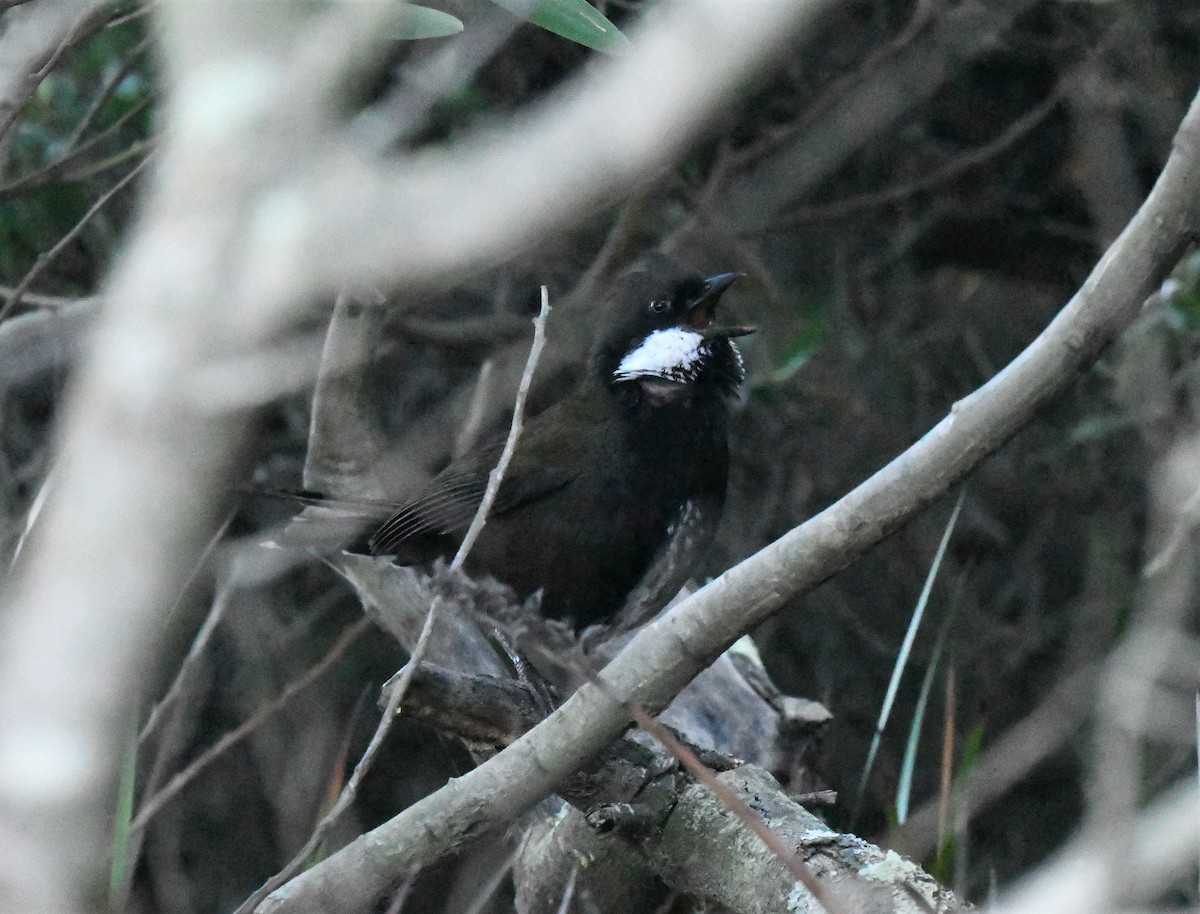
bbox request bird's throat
[635,376,693,404]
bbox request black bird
[365,256,752,628]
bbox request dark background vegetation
[3,1,1200,911]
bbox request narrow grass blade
[109,720,139,908]
[855,487,966,822]
[895,626,949,824]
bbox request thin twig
[553,862,579,914]
[9,465,55,567]
[53,136,153,185]
[380,871,417,914]
[454,358,495,459]
[764,87,1063,229]
[233,290,552,914]
[105,2,157,30]
[724,0,940,177]
[121,531,240,908]
[64,35,152,151]
[461,851,517,914]
[129,617,371,833]
[0,287,87,309]
[230,619,419,914]
[938,660,956,858]
[138,528,237,746]
[0,100,152,203]
[0,155,151,326]
[452,286,551,571]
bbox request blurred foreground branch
[0,1,836,912]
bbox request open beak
[686,271,755,339]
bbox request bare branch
[236,291,552,912]
[0,155,151,325]
[451,288,550,571]
[129,617,370,834]
[258,0,838,298]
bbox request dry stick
[620,700,853,914]
[129,617,371,833]
[234,291,551,914]
[453,286,550,570]
[138,534,237,746]
[64,34,152,151]
[0,97,153,202]
[257,83,1200,914]
[553,863,579,914]
[53,135,154,186]
[461,851,518,914]
[0,155,150,325]
[454,358,495,459]
[768,85,1064,228]
[0,287,85,309]
[380,871,417,914]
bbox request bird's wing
[367,443,578,557]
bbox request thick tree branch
[261,83,1200,914]
[275,0,837,296]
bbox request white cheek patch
[613,328,706,383]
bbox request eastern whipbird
[356,255,752,628]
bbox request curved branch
[260,83,1200,914]
[261,0,839,296]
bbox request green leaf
[953,721,985,790]
[395,4,464,40]
[489,0,629,53]
[108,721,139,908]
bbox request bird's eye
[649,299,669,315]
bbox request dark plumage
[365,255,751,627]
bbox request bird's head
[593,255,753,404]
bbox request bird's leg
[488,626,558,718]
